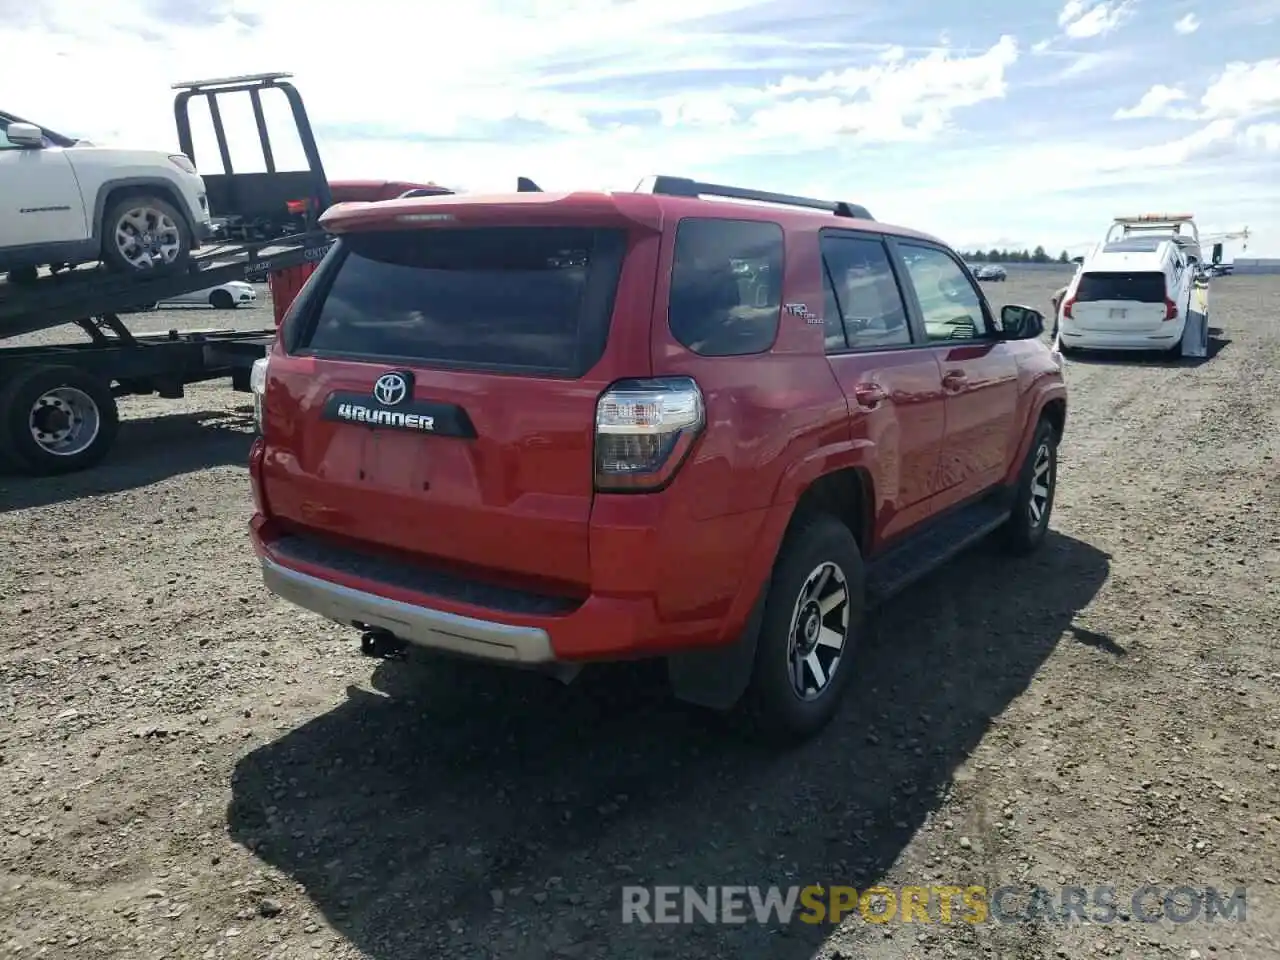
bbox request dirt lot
[2,270,1278,960]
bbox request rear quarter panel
[645,218,853,630]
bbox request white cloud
[1173,12,1201,34]
[1241,122,1280,151]
[1114,59,1280,122]
[1198,59,1280,119]
[1057,0,1137,39]
[0,1,1021,191]
[2,0,1274,256]
[1113,84,1190,119]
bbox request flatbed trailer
[0,231,337,475]
[0,73,339,477]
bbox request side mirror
[5,122,44,147]
[1070,256,1084,265]
[1001,304,1044,340]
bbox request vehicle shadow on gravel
[228,530,1111,960]
[0,409,253,511]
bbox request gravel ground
[1,270,1278,960]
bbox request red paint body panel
[249,188,1067,662]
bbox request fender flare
[666,439,876,712]
[1003,382,1068,486]
[91,177,197,246]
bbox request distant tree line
[958,246,1072,264]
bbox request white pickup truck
[0,110,215,279]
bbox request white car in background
[0,109,214,279]
[1057,236,1199,355]
[158,279,256,310]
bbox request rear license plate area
[1109,308,1127,320]
[363,431,425,490]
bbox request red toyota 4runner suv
[247,176,1067,741]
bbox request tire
[0,365,120,476]
[740,513,865,741]
[100,194,192,274]
[999,417,1058,555]
[209,289,235,310]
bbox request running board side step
[865,493,1014,605]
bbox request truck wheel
[742,513,865,741]
[209,289,236,310]
[0,365,120,475]
[999,417,1058,555]
[101,195,192,273]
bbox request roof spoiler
[397,177,542,199]
[635,175,873,220]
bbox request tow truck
[1105,213,1206,266]
[0,73,444,477]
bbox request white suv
[0,110,214,279]
[1057,235,1200,355]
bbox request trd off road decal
[785,302,824,325]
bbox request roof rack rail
[170,71,294,91]
[637,175,873,221]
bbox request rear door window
[294,226,627,377]
[667,218,784,357]
[1075,272,1166,303]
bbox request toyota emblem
[372,373,409,406]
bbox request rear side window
[820,234,912,351]
[1076,271,1167,303]
[295,226,627,377]
[667,218,783,357]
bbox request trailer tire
[0,365,119,475]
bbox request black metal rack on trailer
[0,72,335,477]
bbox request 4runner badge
[785,302,823,325]
[324,370,439,432]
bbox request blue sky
[3,0,1277,256]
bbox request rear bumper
[261,553,556,662]
[250,513,755,664]
[1060,319,1184,350]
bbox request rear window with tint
[1076,271,1167,303]
[667,218,784,357]
[295,226,627,377]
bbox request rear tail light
[250,355,271,433]
[1163,296,1178,320]
[248,436,268,516]
[595,377,704,492]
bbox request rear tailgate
[1070,271,1170,331]
[260,211,660,596]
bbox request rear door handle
[853,384,887,408]
[942,371,968,392]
